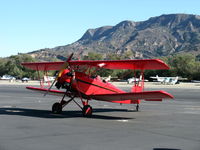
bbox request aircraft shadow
[153,148,181,150]
[0,107,134,120]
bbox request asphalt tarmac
[0,83,200,150]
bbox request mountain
[28,14,200,60]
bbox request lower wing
[26,86,65,96]
[90,91,174,101]
[26,87,173,102]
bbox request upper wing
[21,62,64,71]
[22,59,169,71]
[90,90,174,101]
[70,59,169,70]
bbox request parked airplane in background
[22,53,173,117]
[127,75,148,84]
[191,80,200,83]
[43,76,55,82]
[1,75,16,82]
[150,75,179,85]
[102,75,111,82]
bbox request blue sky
[0,0,200,57]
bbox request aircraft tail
[131,85,143,92]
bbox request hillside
[28,14,200,60]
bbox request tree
[158,53,200,80]
[167,54,196,79]
[0,58,7,76]
[1,54,37,79]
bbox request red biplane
[22,53,173,117]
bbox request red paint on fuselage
[70,72,140,104]
[72,72,124,95]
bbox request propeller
[44,53,74,96]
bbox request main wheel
[82,105,93,117]
[52,102,62,114]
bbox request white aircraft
[103,75,111,82]
[127,75,148,84]
[1,75,16,80]
[43,76,55,82]
[150,75,179,85]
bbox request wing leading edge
[26,86,65,96]
[22,59,169,71]
[70,59,169,70]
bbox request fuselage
[57,70,140,104]
[72,72,124,95]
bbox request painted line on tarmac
[116,119,129,122]
[5,110,23,113]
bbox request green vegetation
[83,52,103,60]
[0,52,199,81]
[81,52,200,80]
[162,54,200,80]
[0,54,37,79]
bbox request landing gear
[51,89,93,117]
[52,102,62,114]
[52,89,74,114]
[82,105,93,117]
[136,104,139,112]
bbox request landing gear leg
[52,90,74,114]
[136,103,139,112]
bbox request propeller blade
[44,53,74,96]
[56,53,74,79]
[43,79,57,96]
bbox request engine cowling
[55,69,73,90]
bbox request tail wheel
[52,102,62,114]
[136,104,139,112]
[82,105,93,117]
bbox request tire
[52,102,62,114]
[82,105,93,117]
